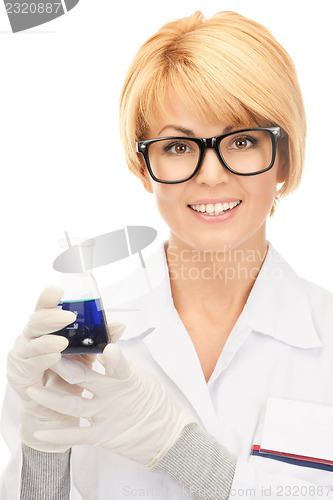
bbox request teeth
[215,203,223,213]
[190,200,241,215]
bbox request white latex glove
[6,286,78,452]
[27,343,198,467]
[6,285,125,453]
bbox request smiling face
[141,91,288,254]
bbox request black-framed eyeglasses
[136,126,282,184]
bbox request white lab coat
[1,240,333,499]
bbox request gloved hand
[27,343,198,466]
[6,286,77,452]
[6,285,125,453]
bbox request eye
[173,144,188,154]
[230,137,256,150]
[233,139,249,149]
[164,141,192,155]
[229,135,258,151]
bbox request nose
[194,148,231,186]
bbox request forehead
[145,88,260,138]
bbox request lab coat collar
[105,240,322,349]
[244,241,322,349]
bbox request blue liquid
[54,298,110,354]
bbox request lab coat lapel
[102,246,221,436]
[142,310,222,438]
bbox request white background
[0,0,332,474]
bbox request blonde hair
[119,11,306,215]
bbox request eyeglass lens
[147,129,273,181]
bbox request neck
[166,232,268,319]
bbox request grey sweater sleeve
[152,423,237,500]
[20,425,237,500]
[20,444,71,500]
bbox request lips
[187,199,242,223]
[188,198,241,205]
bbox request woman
[2,10,333,500]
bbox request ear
[137,155,154,193]
[276,160,289,183]
[141,172,154,193]
[276,138,289,183]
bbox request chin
[177,232,239,254]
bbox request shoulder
[268,241,333,309]
[297,275,333,340]
[266,242,333,342]
[298,275,333,310]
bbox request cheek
[153,184,184,207]
[152,184,186,221]
[243,172,277,209]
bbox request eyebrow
[157,124,235,136]
[158,125,194,136]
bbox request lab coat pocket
[251,397,333,472]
